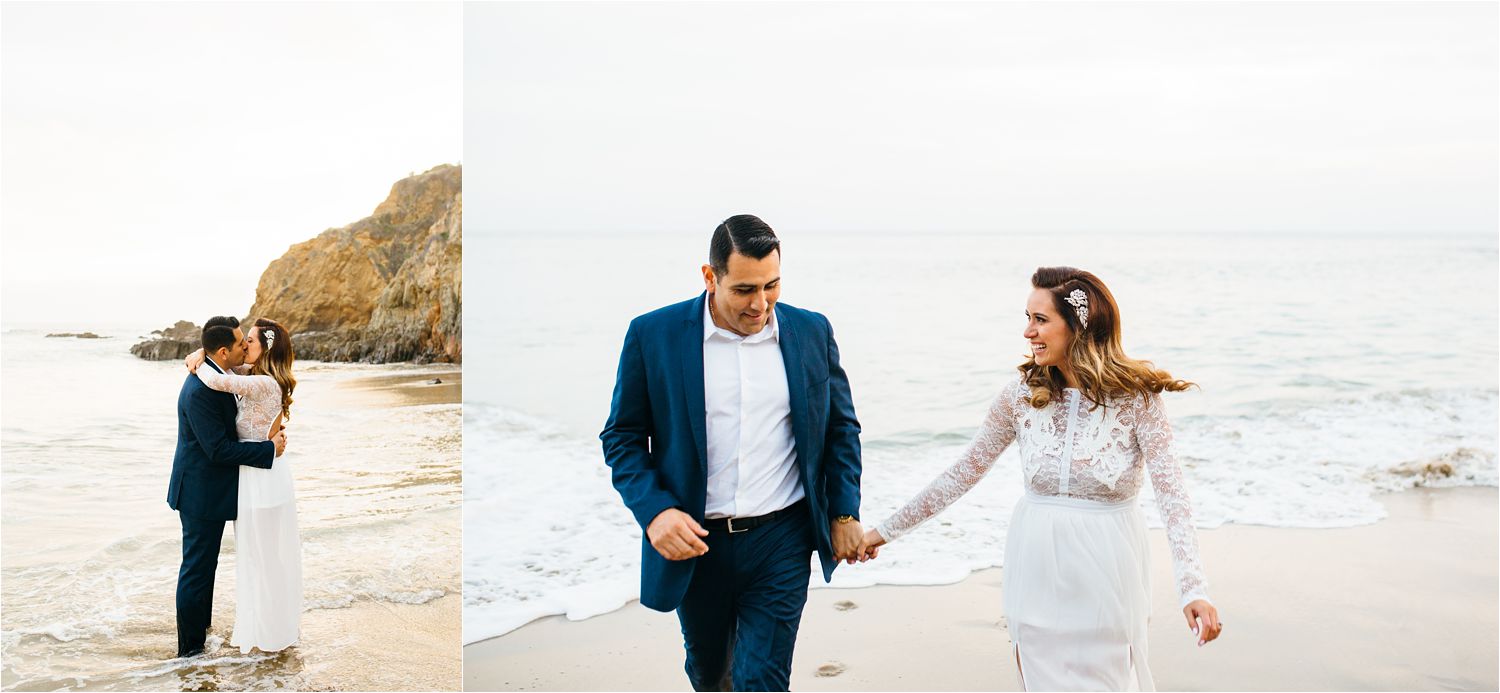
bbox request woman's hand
[860,528,887,561]
[184,348,205,373]
[1183,599,1221,646]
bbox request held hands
[1183,599,1222,647]
[830,518,873,564]
[647,508,709,561]
[184,348,205,373]
[860,528,887,562]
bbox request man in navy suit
[602,215,867,691]
[167,316,287,657]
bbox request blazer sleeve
[821,316,863,520]
[601,319,681,529]
[185,386,274,469]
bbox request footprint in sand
[815,662,847,678]
[832,600,858,611]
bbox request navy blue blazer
[167,360,275,521]
[601,293,863,612]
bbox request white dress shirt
[702,300,804,519]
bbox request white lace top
[196,363,283,443]
[874,375,1210,607]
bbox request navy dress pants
[676,505,814,692]
[176,512,227,657]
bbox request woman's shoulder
[1107,387,1165,417]
[996,373,1032,406]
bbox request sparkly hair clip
[263,329,276,352]
[1063,289,1089,329]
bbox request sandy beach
[1,355,463,692]
[464,487,1498,691]
[317,366,462,408]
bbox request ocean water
[463,231,1498,644]
[0,327,461,690]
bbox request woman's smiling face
[1024,288,1071,368]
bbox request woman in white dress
[187,318,302,653]
[864,267,1222,691]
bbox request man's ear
[701,264,716,294]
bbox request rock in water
[131,321,201,361]
[151,320,200,341]
[246,164,462,363]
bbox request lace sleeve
[875,380,1020,542]
[195,366,281,401]
[1135,391,1211,607]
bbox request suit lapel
[681,294,709,476]
[777,305,812,475]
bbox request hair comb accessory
[1063,289,1089,329]
[264,329,276,352]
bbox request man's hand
[647,508,709,561]
[830,517,868,564]
[184,348,205,372]
[272,431,287,457]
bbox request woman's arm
[184,350,248,375]
[1137,391,1210,605]
[871,379,1021,544]
[1137,391,1223,645]
[194,362,281,400]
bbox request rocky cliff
[245,164,462,363]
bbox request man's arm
[821,317,867,563]
[600,321,682,530]
[822,317,863,520]
[185,388,275,469]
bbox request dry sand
[464,487,1498,691]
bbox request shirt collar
[204,355,227,374]
[702,297,778,344]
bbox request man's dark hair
[708,214,780,278]
[202,326,239,355]
[201,316,241,354]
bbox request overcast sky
[2,2,460,327]
[467,1,1497,237]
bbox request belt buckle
[726,516,749,534]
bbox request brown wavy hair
[249,317,296,420]
[1020,266,1194,409]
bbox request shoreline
[464,486,1498,691]
[326,366,462,408]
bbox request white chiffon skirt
[1003,492,1154,692]
[232,454,303,654]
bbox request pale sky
[2,2,461,327]
[466,1,1498,237]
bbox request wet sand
[323,367,461,408]
[464,487,1498,691]
[98,595,462,692]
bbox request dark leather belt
[703,498,808,534]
